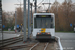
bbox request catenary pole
[49,0,50,13]
[35,0,37,13]
[28,0,30,39]
[15,11,17,32]
[23,0,27,42]
[31,3,33,33]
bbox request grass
[56,31,74,33]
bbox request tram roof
[33,13,54,16]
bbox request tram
[32,13,55,40]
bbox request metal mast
[0,0,3,47]
[23,0,27,42]
[28,0,30,39]
[15,11,17,32]
[34,0,37,13]
[49,0,50,13]
[30,3,33,34]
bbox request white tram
[32,13,55,40]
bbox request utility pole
[33,0,37,13]
[14,0,23,32]
[49,0,50,13]
[28,0,30,40]
[0,0,3,47]
[35,0,37,13]
[15,11,17,33]
[30,3,33,34]
[23,0,27,42]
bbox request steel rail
[44,43,49,50]
[1,44,32,50]
[0,37,23,47]
[0,36,22,41]
[30,42,50,50]
[0,39,22,47]
[1,43,39,50]
[29,42,39,50]
[0,37,23,44]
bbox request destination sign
[36,15,51,18]
[42,15,46,17]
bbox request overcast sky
[2,0,75,12]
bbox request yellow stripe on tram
[41,28,46,33]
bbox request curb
[55,36,63,50]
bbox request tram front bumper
[35,35,51,40]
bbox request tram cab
[32,13,55,40]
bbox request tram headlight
[48,33,50,34]
[37,33,40,34]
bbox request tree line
[2,0,75,31]
[50,0,75,31]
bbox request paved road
[55,32,75,50]
[0,31,26,40]
[0,32,21,40]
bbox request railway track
[1,43,36,50]
[0,37,61,50]
[1,44,34,50]
[0,36,23,47]
[1,42,58,50]
[29,42,57,50]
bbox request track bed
[30,41,59,50]
[1,41,59,50]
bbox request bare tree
[50,0,60,31]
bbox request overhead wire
[38,0,44,6]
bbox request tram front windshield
[34,15,54,28]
